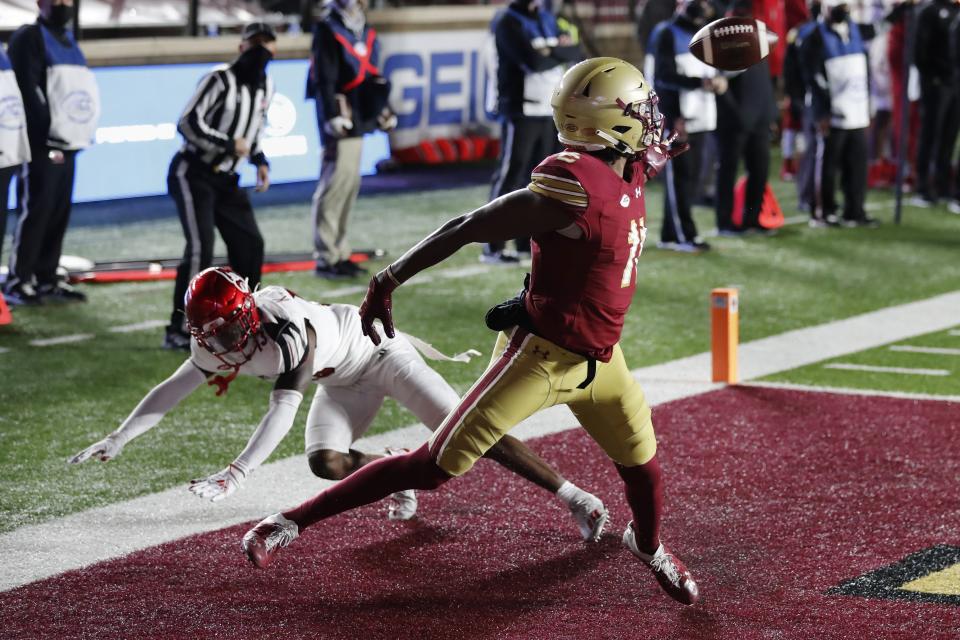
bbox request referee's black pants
[5,149,76,290]
[487,115,558,255]
[820,127,868,222]
[715,122,770,231]
[167,153,264,331]
[661,129,705,244]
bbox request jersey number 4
[621,218,646,288]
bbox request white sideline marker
[948,330,960,337]
[0,347,8,355]
[824,363,950,376]
[108,319,166,333]
[889,345,960,356]
[29,334,95,347]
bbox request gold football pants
[428,328,657,476]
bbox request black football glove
[359,269,399,346]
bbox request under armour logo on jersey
[620,194,630,207]
[635,187,642,198]
[532,345,550,359]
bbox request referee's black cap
[241,22,277,42]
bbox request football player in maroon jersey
[243,58,699,605]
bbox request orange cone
[732,177,785,229]
[0,294,11,326]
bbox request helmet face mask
[552,57,664,158]
[615,94,664,150]
[185,268,262,365]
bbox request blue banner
[72,59,389,202]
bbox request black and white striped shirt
[177,64,274,174]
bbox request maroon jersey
[524,150,649,362]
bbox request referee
[164,23,276,350]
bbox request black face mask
[234,44,273,80]
[828,6,849,23]
[46,4,73,30]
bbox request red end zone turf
[2,387,958,639]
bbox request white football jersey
[190,286,380,386]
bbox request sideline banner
[61,27,501,201]
[380,28,501,164]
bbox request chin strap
[206,333,265,396]
[209,365,240,396]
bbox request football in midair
[689,17,778,72]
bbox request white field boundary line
[889,345,960,356]
[824,363,950,376]
[950,330,960,337]
[108,320,167,334]
[740,380,960,404]
[29,334,95,347]
[2,289,960,593]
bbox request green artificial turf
[764,326,960,396]
[1,172,959,533]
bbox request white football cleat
[623,522,699,605]
[384,447,418,520]
[568,492,609,542]
[387,489,418,520]
[242,513,298,568]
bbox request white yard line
[2,289,960,593]
[741,380,960,404]
[824,363,950,376]
[108,320,167,334]
[0,347,8,355]
[322,285,367,298]
[29,334,95,347]
[949,329,960,337]
[889,345,960,356]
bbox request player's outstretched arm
[68,360,208,464]
[189,326,316,501]
[360,190,575,344]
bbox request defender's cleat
[242,513,298,568]
[568,494,609,542]
[623,522,699,605]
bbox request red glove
[641,131,690,180]
[359,268,400,346]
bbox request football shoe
[37,281,87,303]
[335,260,368,277]
[384,448,418,520]
[622,522,699,605]
[479,250,520,265]
[3,282,42,306]
[163,327,192,351]
[242,513,299,568]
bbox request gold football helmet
[551,57,663,155]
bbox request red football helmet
[184,268,261,362]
